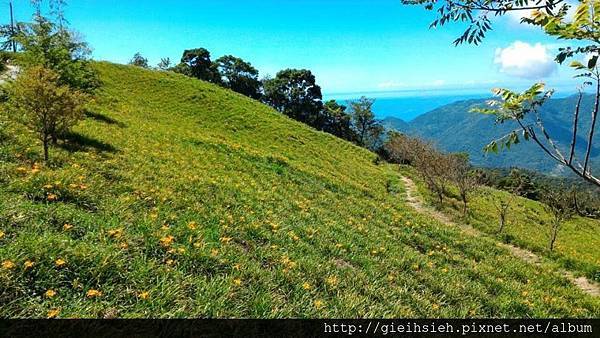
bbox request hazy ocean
[324,89,489,121]
[325,86,579,122]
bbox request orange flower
[138,291,150,300]
[187,222,198,230]
[0,230,5,239]
[47,194,58,201]
[107,228,123,238]
[159,235,174,247]
[45,289,57,298]
[233,278,242,286]
[55,258,66,267]
[86,289,102,298]
[302,282,312,290]
[2,260,16,270]
[47,308,60,319]
[314,299,324,309]
[325,276,338,287]
[23,260,34,270]
[63,224,74,231]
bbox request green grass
[400,166,600,284]
[0,62,599,318]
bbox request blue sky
[7,0,583,95]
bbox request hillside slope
[383,96,600,175]
[0,63,598,318]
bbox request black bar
[0,319,598,338]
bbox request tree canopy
[178,48,221,83]
[263,69,325,129]
[214,55,262,99]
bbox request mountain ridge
[382,94,600,175]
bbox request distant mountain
[383,95,600,175]
[381,116,409,132]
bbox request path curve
[401,176,600,297]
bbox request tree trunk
[43,139,49,162]
[549,222,560,252]
[498,214,505,233]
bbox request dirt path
[401,176,600,297]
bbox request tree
[177,48,220,83]
[322,100,356,141]
[8,66,86,162]
[404,0,600,188]
[214,55,261,99]
[449,153,478,216]
[16,14,99,93]
[494,196,513,234]
[157,57,172,71]
[263,69,325,129]
[349,96,383,150]
[0,22,26,52]
[129,52,149,68]
[541,185,575,251]
[381,131,424,165]
[501,169,539,200]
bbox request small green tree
[541,185,575,251]
[8,66,86,162]
[349,96,383,150]
[322,100,356,141]
[157,57,172,71]
[16,14,99,94]
[494,196,513,234]
[129,52,149,68]
[449,153,478,216]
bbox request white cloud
[432,79,446,86]
[494,41,556,79]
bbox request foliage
[129,53,149,69]
[6,66,86,161]
[473,82,600,187]
[541,185,576,251]
[449,153,478,216]
[157,57,171,71]
[214,55,262,100]
[349,96,383,150]
[493,195,513,234]
[15,14,99,93]
[403,0,600,187]
[322,100,356,141]
[262,69,325,129]
[176,48,221,83]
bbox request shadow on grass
[59,132,118,154]
[85,110,127,128]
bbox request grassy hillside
[400,166,600,283]
[0,63,599,318]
